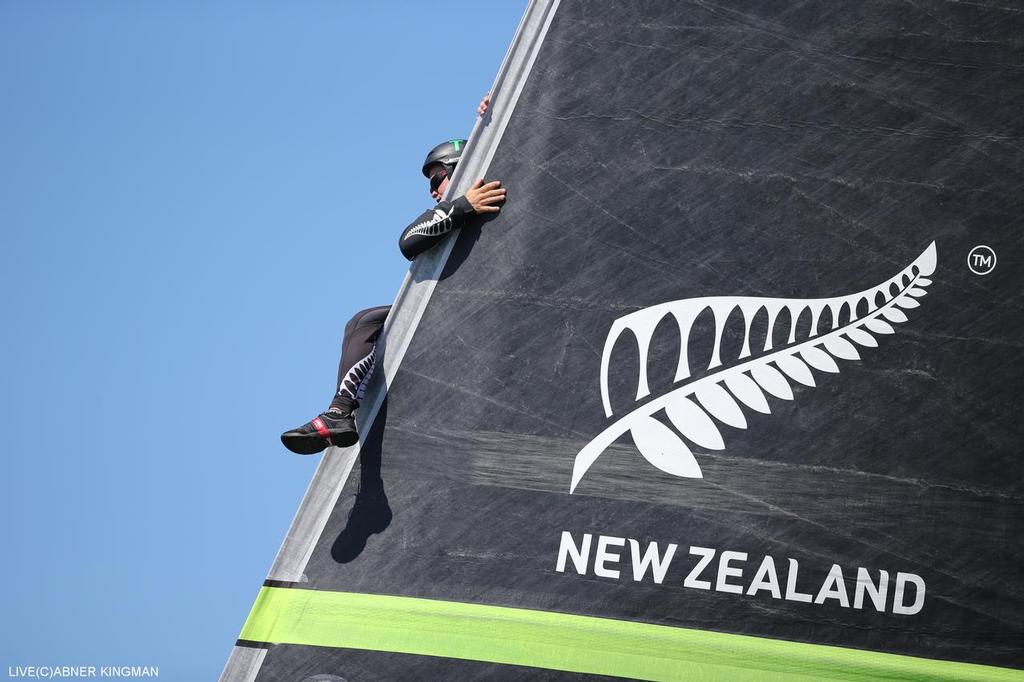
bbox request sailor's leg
[330,305,391,413]
[280,305,390,455]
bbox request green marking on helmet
[451,139,462,152]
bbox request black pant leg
[334,305,391,406]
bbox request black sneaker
[280,410,358,454]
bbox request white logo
[570,242,937,494]
[967,245,996,275]
[404,207,453,241]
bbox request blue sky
[0,2,525,678]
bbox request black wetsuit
[397,195,474,261]
[330,196,475,412]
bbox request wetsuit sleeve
[398,195,475,261]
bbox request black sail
[222,1,1024,679]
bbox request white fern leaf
[823,336,860,360]
[845,327,878,348]
[725,373,771,414]
[801,346,841,372]
[776,355,815,387]
[694,384,747,429]
[665,396,725,450]
[865,319,895,335]
[751,365,794,399]
[630,416,703,479]
[569,242,937,494]
[881,307,909,324]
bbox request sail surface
[222,1,1024,679]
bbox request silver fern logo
[570,242,937,494]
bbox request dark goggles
[429,168,448,195]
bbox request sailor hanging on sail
[280,96,506,455]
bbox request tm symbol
[967,245,996,276]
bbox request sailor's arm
[398,179,506,261]
[398,196,474,261]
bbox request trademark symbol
[967,245,997,275]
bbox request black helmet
[421,139,467,179]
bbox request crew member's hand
[477,92,491,117]
[464,179,505,214]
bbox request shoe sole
[330,431,360,448]
[281,430,359,455]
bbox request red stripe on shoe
[311,417,333,445]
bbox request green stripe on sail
[240,587,1022,681]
